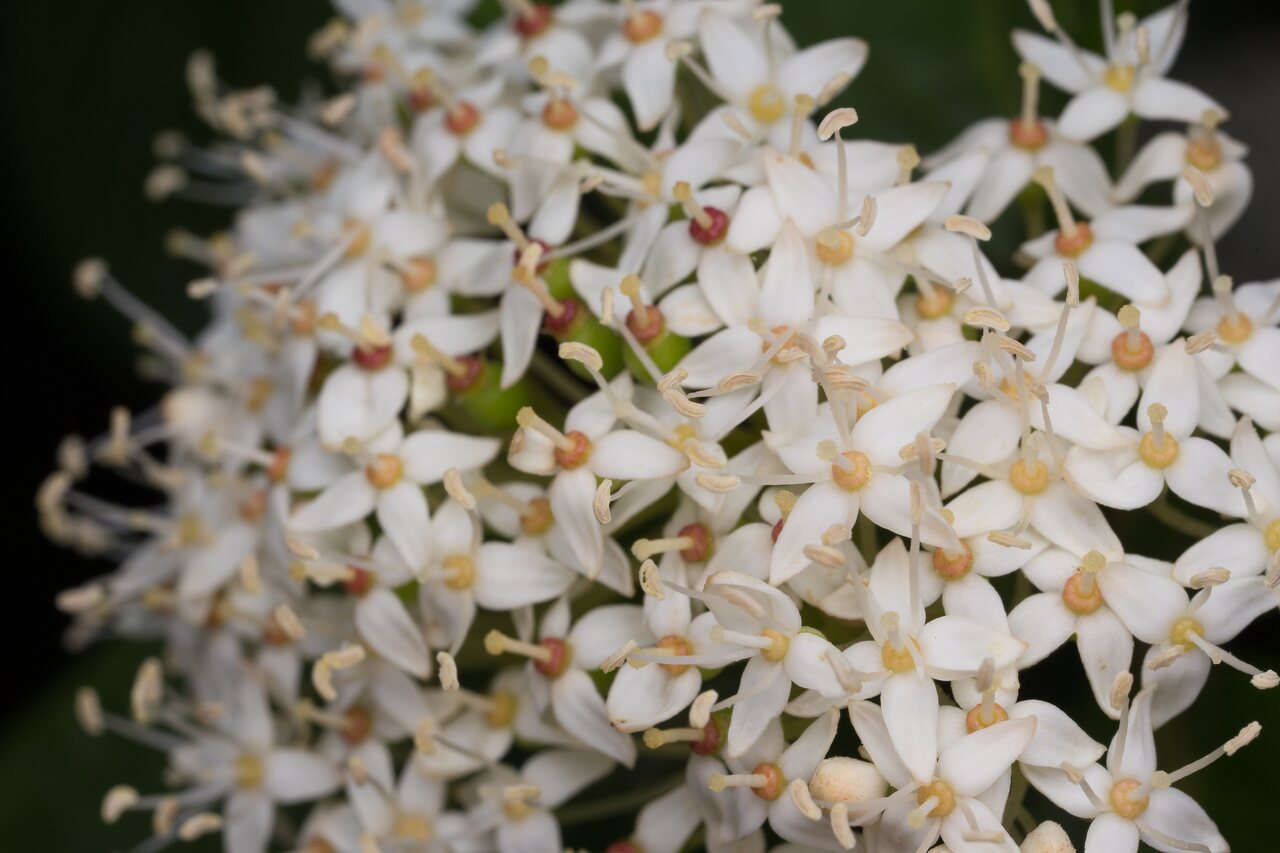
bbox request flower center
[676,522,715,562]
[656,635,694,675]
[1169,616,1205,651]
[881,641,916,674]
[748,84,785,124]
[1053,221,1094,257]
[514,3,553,37]
[352,343,394,371]
[445,102,481,136]
[1186,137,1222,171]
[623,9,662,43]
[1008,117,1049,150]
[915,780,956,818]
[1104,64,1135,92]
[553,430,592,469]
[267,447,291,482]
[534,637,572,678]
[1138,431,1180,468]
[932,543,973,580]
[342,705,373,744]
[1216,312,1253,345]
[541,297,581,337]
[915,287,954,319]
[760,628,790,663]
[965,702,1010,732]
[343,566,377,597]
[541,98,578,130]
[442,553,476,591]
[401,257,438,293]
[394,814,433,841]
[1009,458,1050,495]
[688,207,730,246]
[816,231,855,266]
[486,691,518,728]
[1266,519,1280,553]
[445,355,485,393]
[520,497,555,536]
[625,304,666,345]
[750,762,786,800]
[1061,569,1103,615]
[1109,778,1149,819]
[692,717,723,756]
[234,753,264,788]
[1111,330,1154,371]
[832,449,873,492]
[365,453,404,489]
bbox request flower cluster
[41,1,1277,852]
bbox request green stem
[554,773,684,826]
[1149,492,1219,539]
[1115,114,1140,175]
[1003,763,1030,833]
[529,349,590,404]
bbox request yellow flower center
[915,780,956,818]
[965,703,1010,732]
[881,641,916,674]
[486,691,518,728]
[394,814,433,841]
[816,231,854,266]
[235,753,264,788]
[832,450,873,492]
[365,453,405,489]
[915,287,954,320]
[1266,519,1280,553]
[1169,616,1205,651]
[748,84,785,124]
[442,553,476,591]
[760,629,790,663]
[1138,431,1180,469]
[1104,64,1135,92]
[1109,778,1149,819]
[1216,312,1253,345]
[1009,458,1050,495]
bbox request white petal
[1008,593,1077,667]
[1076,608,1134,719]
[920,615,1025,678]
[473,543,576,610]
[289,471,376,532]
[623,39,677,130]
[607,663,701,733]
[551,669,637,767]
[1057,87,1130,142]
[592,431,687,480]
[939,717,1036,797]
[1141,644,1210,730]
[1077,241,1167,304]
[1096,564,1186,644]
[1010,699,1106,769]
[880,672,939,784]
[770,481,854,586]
[375,483,430,572]
[356,589,430,678]
[265,749,341,803]
[400,430,499,484]
[1011,31,1099,93]
[724,657,790,759]
[1085,812,1140,853]
[694,248,759,330]
[777,37,867,101]
[1132,76,1222,124]
[1165,437,1245,516]
[224,791,273,853]
[550,468,604,578]
[1141,788,1228,853]
[658,286,721,339]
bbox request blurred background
[2,0,1276,849]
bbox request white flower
[1013,3,1221,141]
[1023,685,1256,853]
[1008,548,1185,716]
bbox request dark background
[1,1,1276,849]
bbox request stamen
[515,407,575,453]
[483,629,554,664]
[672,181,712,230]
[1032,166,1079,240]
[896,146,919,186]
[1161,721,1261,788]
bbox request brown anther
[553,430,592,469]
[623,9,663,42]
[1061,570,1104,614]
